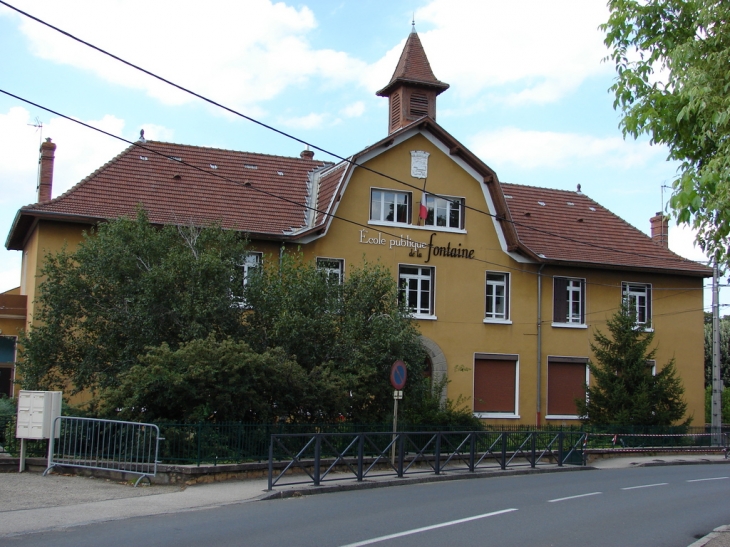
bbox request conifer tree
[577,303,688,426]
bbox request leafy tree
[577,303,688,426]
[704,315,730,387]
[602,0,730,265]
[242,253,429,423]
[18,209,250,395]
[100,336,347,423]
[704,385,730,424]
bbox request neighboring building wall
[0,288,26,398]
[21,220,91,328]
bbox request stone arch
[420,335,447,404]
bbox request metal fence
[267,430,587,489]
[43,416,164,486]
[3,415,729,468]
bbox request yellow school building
[4,30,710,425]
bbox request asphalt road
[5,465,730,547]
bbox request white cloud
[0,105,173,204]
[364,0,612,105]
[0,260,21,294]
[278,113,328,130]
[2,0,368,110]
[469,127,664,170]
[341,101,365,118]
[669,222,708,263]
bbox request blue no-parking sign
[390,360,407,390]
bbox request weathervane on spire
[411,13,415,32]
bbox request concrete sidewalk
[0,454,728,542]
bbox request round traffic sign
[390,360,407,390]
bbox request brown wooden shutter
[553,277,568,322]
[547,359,587,416]
[474,358,516,413]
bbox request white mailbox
[15,390,62,440]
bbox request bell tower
[376,27,449,135]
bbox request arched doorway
[419,335,447,404]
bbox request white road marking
[547,492,602,503]
[339,508,518,547]
[621,483,668,490]
[687,477,729,483]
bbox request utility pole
[711,260,722,445]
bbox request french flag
[419,191,428,223]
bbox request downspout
[536,263,545,427]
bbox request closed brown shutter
[474,358,516,413]
[547,360,586,416]
[553,277,568,322]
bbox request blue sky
[0,0,726,310]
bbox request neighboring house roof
[502,183,711,276]
[376,31,450,97]
[6,141,331,249]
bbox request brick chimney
[650,212,669,247]
[37,138,56,203]
[300,147,314,160]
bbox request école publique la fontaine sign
[358,229,475,263]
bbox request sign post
[390,361,407,465]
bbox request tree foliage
[19,210,249,394]
[603,0,730,265]
[577,303,688,426]
[100,336,347,423]
[242,253,430,423]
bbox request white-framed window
[424,194,464,229]
[398,265,435,318]
[242,252,262,287]
[622,282,652,325]
[553,277,586,326]
[546,356,589,420]
[485,272,510,322]
[473,353,519,418]
[316,257,344,284]
[370,189,411,224]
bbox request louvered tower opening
[390,92,402,130]
[409,92,429,117]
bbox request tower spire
[376,29,449,134]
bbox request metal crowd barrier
[267,430,586,490]
[43,416,164,486]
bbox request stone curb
[636,459,730,468]
[687,525,730,547]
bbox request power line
[0,0,713,271]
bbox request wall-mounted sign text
[424,232,475,263]
[358,229,475,263]
[359,229,427,251]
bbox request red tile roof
[6,141,330,249]
[6,125,710,278]
[502,183,711,276]
[376,31,449,97]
